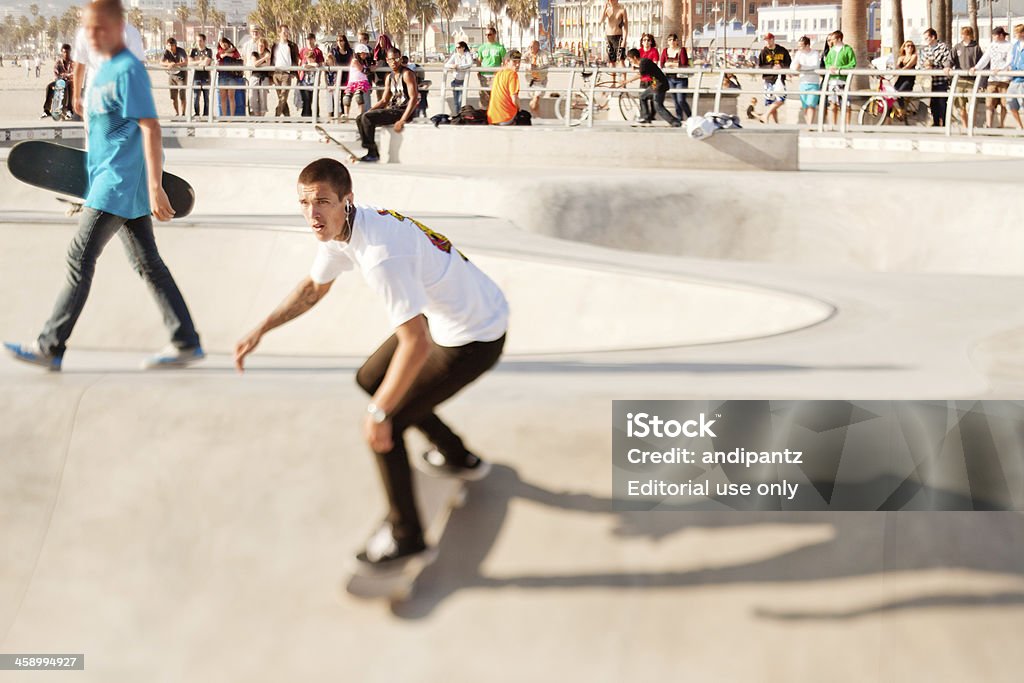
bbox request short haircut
[387,47,402,58]
[798,36,810,46]
[197,33,206,41]
[924,28,937,38]
[307,33,316,40]
[1015,24,1024,34]
[962,26,975,40]
[89,0,124,21]
[832,30,844,40]
[358,32,369,40]
[61,43,71,51]
[626,48,640,59]
[298,158,352,200]
[166,38,176,45]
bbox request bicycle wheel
[553,91,591,126]
[858,96,888,125]
[618,90,639,120]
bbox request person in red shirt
[660,33,691,120]
[298,33,324,117]
[638,34,659,87]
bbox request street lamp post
[713,3,721,66]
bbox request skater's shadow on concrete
[495,360,904,375]
[391,465,1024,620]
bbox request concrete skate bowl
[0,221,832,355]
[0,145,834,354]
[496,172,1024,277]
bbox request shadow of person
[389,465,1024,620]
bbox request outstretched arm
[234,277,334,372]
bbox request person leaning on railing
[216,37,244,118]
[918,28,953,127]
[444,41,474,113]
[970,26,1013,129]
[161,37,188,117]
[660,33,691,121]
[248,37,272,118]
[189,33,213,118]
[271,25,300,117]
[1007,24,1024,129]
[951,26,983,128]
[298,33,324,118]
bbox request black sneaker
[354,522,437,574]
[360,153,380,162]
[417,448,492,482]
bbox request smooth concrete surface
[373,125,799,171]
[2,137,1024,682]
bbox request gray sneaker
[140,344,205,370]
[416,448,492,482]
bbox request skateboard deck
[7,140,196,218]
[344,470,466,601]
[314,124,362,163]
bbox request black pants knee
[356,107,404,156]
[355,333,506,540]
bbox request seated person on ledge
[354,47,419,163]
[487,49,522,125]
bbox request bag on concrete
[686,115,717,140]
[451,105,487,125]
[514,110,532,126]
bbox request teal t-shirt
[85,49,157,219]
[477,41,506,70]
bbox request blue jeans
[37,207,201,356]
[451,79,465,112]
[667,77,692,119]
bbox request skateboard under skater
[7,140,196,218]
[314,124,363,163]
[344,469,467,602]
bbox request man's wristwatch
[367,403,388,424]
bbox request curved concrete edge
[0,222,833,356]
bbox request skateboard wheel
[453,489,468,509]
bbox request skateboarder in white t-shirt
[234,158,509,571]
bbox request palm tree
[210,9,226,39]
[840,0,867,90]
[411,0,438,60]
[128,8,145,32]
[967,0,978,40]
[175,5,191,42]
[149,16,164,47]
[195,0,212,38]
[892,0,904,53]
[506,0,537,50]
[662,0,682,49]
[339,0,372,36]
[29,4,39,20]
[438,0,458,54]
[487,0,508,45]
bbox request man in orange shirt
[487,49,521,125]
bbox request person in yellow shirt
[487,49,522,125]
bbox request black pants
[640,87,679,125]
[356,107,404,156]
[355,333,506,541]
[300,88,313,117]
[193,81,209,116]
[931,82,949,126]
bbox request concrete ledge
[379,125,799,171]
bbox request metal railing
[13,62,1024,138]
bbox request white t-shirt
[976,40,1013,82]
[274,41,293,67]
[792,49,821,85]
[310,207,509,347]
[72,23,145,74]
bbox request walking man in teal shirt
[4,0,203,371]
[823,30,857,127]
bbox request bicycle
[858,72,930,126]
[552,69,639,125]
